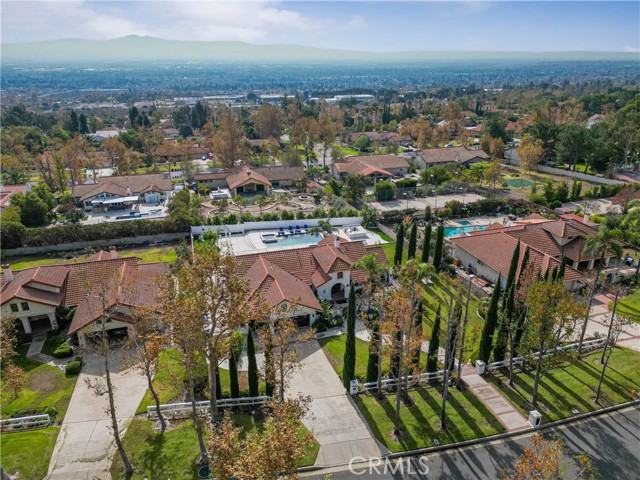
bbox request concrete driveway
[47,350,148,480]
[288,340,389,467]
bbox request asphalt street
[302,406,640,479]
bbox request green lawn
[40,333,69,357]
[612,288,640,322]
[111,416,319,479]
[136,348,266,415]
[422,275,484,360]
[355,386,505,452]
[318,334,427,382]
[0,426,60,479]
[332,143,361,157]
[1,346,79,422]
[5,245,176,270]
[487,347,640,422]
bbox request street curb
[298,399,640,473]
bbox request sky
[1,1,639,52]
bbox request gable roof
[418,147,489,166]
[235,236,388,309]
[72,174,172,201]
[226,167,272,190]
[334,154,409,175]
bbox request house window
[10,304,19,313]
[21,302,30,311]
[337,272,344,279]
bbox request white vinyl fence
[356,369,447,394]
[485,338,605,373]
[147,396,270,420]
[0,414,51,432]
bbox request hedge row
[3,216,192,249]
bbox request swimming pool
[265,232,323,248]
[458,221,471,225]
[444,225,488,237]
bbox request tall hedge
[407,221,418,259]
[342,282,357,390]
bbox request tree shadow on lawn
[539,374,594,414]
[570,360,632,400]
[354,396,389,449]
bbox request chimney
[334,235,340,249]
[126,185,132,196]
[2,264,13,282]
[108,246,117,259]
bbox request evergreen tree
[79,113,89,134]
[504,240,520,301]
[410,300,424,368]
[426,305,441,373]
[518,246,530,282]
[394,222,405,266]
[366,320,380,383]
[493,284,514,363]
[407,221,418,259]
[558,256,567,282]
[389,330,402,379]
[229,348,240,398]
[128,106,139,129]
[433,225,445,272]
[425,205,432,222]
[69,110,79,132]
[478,274,502,363]
[142,113,152,128]
[246,324,259,397]
[342,282,357,389]
[421,222,432,263]
[446,306,461,372]
[215,366,222,399]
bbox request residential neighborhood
[1,3,640,479]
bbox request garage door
[294,315,310,327]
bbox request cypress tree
[551,266,559,282]
[389,330,402,379]
[518,246,530,282]
[215,366,222,399]
[366,320,380,383]
[79,114,89,134]
[69,110,79,132]
[493,284,514,363]
[558,256,567,282]
[504,240,520,300]
[342,282,357,389]
[421,221,432,263]
[433,225,445,272]
[229,348,240,398]
[407,221,418,259]
[410,300,424,368]
[446,306,461,372]
[478,274,502,363]
[394,222,405,265]
[425,205,432,222]
[426,305,441,373]
[246,324,259,397]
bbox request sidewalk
[26,334,67,368]
[461,365,530,432]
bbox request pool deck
[218,228,388,255]
[447,215,506,228]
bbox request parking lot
[368,192,485,212]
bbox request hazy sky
[2,1,639,52]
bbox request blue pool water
[444,225,488,237]
[266,232,323,248]
[458,221,471,225]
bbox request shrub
[335,315,344,328]
[53,344,73,358]
[65,360,82,375]
[313,317,328,332]
[549,200,563,209]
[529,193,548,206]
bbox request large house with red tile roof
[235,234,388,326]
[193,166,305,195]
[72,174,173,211]
[0,183,30,211]
[450,216,618,292]
[331,154,410,181]
[1,247,168,345]
[416,147,489,168]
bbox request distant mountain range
[2,35,638,63]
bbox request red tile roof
[235,236,388,309]
[334,154,409,175]
[226,167,272,190]
[418,147,489,166]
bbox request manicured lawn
[136,348,265,415]
[41,333,69,357]
[355,386,505,452]
[1,346,79,422]
[422,275,484,360]
[5,245,176,270]
[487,347,640,422]
[612,288,640,323]
[111,416,319,479]
[318,334,426,382]
[0,426,60,479]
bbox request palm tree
[578,226,623,352]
